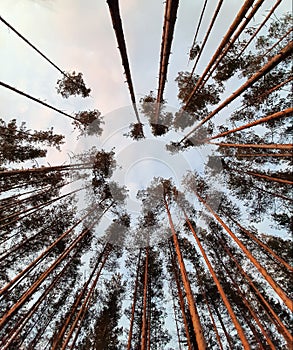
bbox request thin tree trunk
[2,249,80,349]
[127,249,142,350]
[208,142,293,150]
[213,247,277,349]
[213,231,293,346]
[209,297,234,349]
[141,247,149,350]
[164,196,206,349]
[224,213,293,271]
[189,0,224,75]
[0,81,79,121]
[252,184,293,202]
[0,203,112,330]
[0,203,101,296]
[183,0,255,109]
[202,0,265,88]
[169,281,183,350]
[168,240,193,350]
[52,243,110,348]
[236,152,292,157]
[194,189,293,311]
[184,212,250,349]
[193,264,224,350]
[236,0,282,57]
[181,41,293,143]
[60,246,112,350]
[205,108,293,142]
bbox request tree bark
[184,212,250,349]
[164,196,206,349]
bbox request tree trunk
[205,107,293,141]
[0,203,112,330]
[193,190,293,311]
[189,0,224,76]
[181,41,293,143]
[183,0,255,109]
[60,245,112,350]
[164,196,206,349]
[224,213,293,271]
[184,212,250,349]
[236,0,282,57]
[141,247,149,350]
[168,240,193,350]
[214,230,293,346]
[208,142,293,150]
[0,203,102,296]
[213,247,276,349]
[127,249,142,350]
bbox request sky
[0,0,291,227]
[0,1,291,347]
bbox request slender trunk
[213,248,276,349]
[164,196,206,349]
[202,0,265,87]
[52,243,110,348]
[0,203,112,330]
[106,0,139,121]
[170,281,183,350]
[210,297,234,349]
[208,142,293,150]
[127,249,142,350]
[236,152,292,157]
[193,264,224,350]
[0,186,85,227]
[168,240,193,350]
[205,107,293,142]
[252,184,293,202]
[183,0,255,108]
[141,247,149,350]
[261,28,293,59]
[236,0,282,57]
[60,245,112,350]
[194,189,293,311]
[0,81,79,121]
[214,230,293,346]
[225,213,293,271]
[181,42,293,143]
[2,249,80,349]
[244,170,293,185]
[190,0,224,75]
[184,213,250,349]
[0,162,92,177]
[0,203,101,296]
